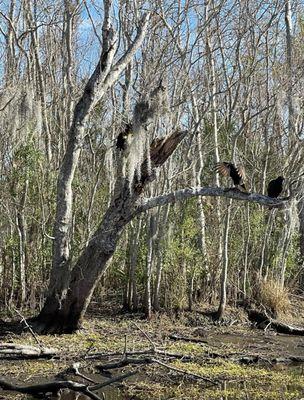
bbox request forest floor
[0,298,304,400]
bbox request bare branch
[136,187,291,214]
[104,13,150,88]
[89,371,137,391]
[0,379,102,400]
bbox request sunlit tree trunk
[153,205,170,311]
[205,0,222,305]
[144,211,157,319]
[243,204,250,298]
[15,179,29,306]
[42,6,150,319]
[128,218,142,311]
[298,199,304,289]
[216,200,231,319]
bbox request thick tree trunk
[35,181,137,332]
[279,208,294,288]
[259,210,275,278]
[45,9,149,315]
[34,131,186,333]
[188,273,195,311]
[205,0,223,303]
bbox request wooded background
[0,0,303,324]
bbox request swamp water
[34,363,303,400]
[5,332,304,400]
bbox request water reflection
[31,362,304,400]
[52,385,126,400]
[55,392,88,400]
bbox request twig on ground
[14,309,43,348]
[90,371,137,390]
[151,358,218,386]
[169,334,208,344]
[133,322,156,351]
[71,362,96,383]
[97,356,153,370]
[122,334,127,360]
[82,342,96,359]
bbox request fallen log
[96,356,218,386]
[86,348,193,360]
[97,356,154,371]
[270,321,304,335]
[233,354,304,365]
[247,309,304,335]
[0,371,137,400]
[151,358,218,386]
[0,343,57,359]
[0,379,101,400]
[169,334,208,344]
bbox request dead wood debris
[0,378,102,400]
[14,308,43,348]
[247,309,304,335]
[86,347,193,360]
[94,323,219,387]
[0,343,57,359]
[0,370,137,400]
[169,333,208,344]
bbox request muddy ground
[0,300,304,400]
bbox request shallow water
[8,364,303,400]
[49,363,304,400]
[6,331,304,400]
[48,372,133,400]
[53,385,125,400]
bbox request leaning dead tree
[34,73,186,333]
[34,1,150,332]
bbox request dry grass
[255,278,291,315]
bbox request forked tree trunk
[33,131,186,333]
[45,9,150,319]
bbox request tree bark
[34,130,186,333]
[216,200,231,320]
[205,0,222,303]
[45,9,150,315]
[137,188,290,213]
[298,198,304,289]
[128,218,142,311]
[16,179,29,306]
[144,211,157,319]
[153,205,170,311]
